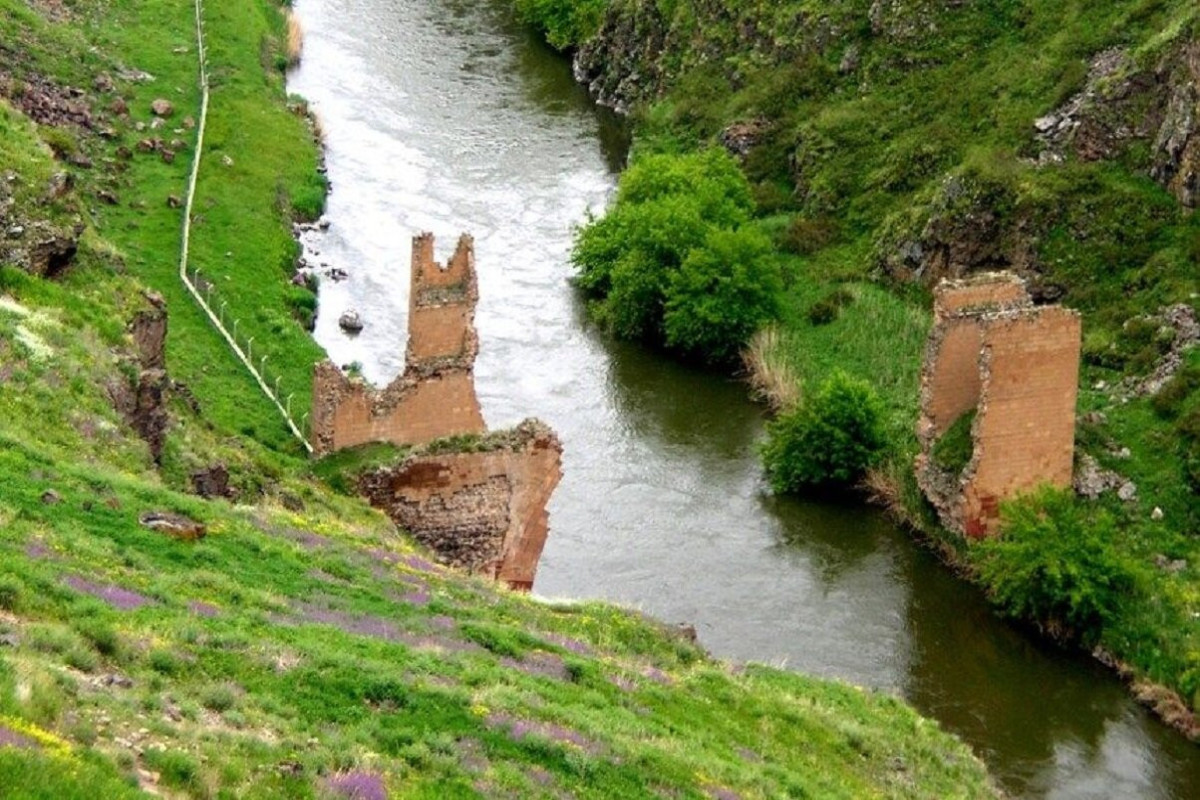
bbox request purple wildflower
[63,576,151,610]
[735,747,761,763]
[607,674,637,692]
[291,603,403,642]
[641,666,673,685]
[367,548,400,564]
[24,542,52,560]
[188,601,220,618]
[399,589,430,607]
[428,615,456,631]
[456,738,490,773]
[500,652,569,681]
[323,770,387,800]
[401,554,437,573]
[542,633,591,656]
[484,712,602,755]
[0,724,38,750]
[707,788,742,800]
[528,766,554,786]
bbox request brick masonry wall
[916,273,1081,537]
[357,421,563,590]
[310,233,485,456]
[311,234,564,589]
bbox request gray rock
[338,309,364,333]
[139,510,206,541]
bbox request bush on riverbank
[515,0,607,50]
[573,149,784,363]
[761,370,887,491]
[974,490,1142,643]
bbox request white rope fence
[180,0,313,452]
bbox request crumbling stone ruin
[311,233,486,455]
[358,421,562,591]
[313,234,562,590]
[107,291,169,463]
[915,273,1082,538]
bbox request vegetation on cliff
[522,0,1200,729]
[0,0,1000,795]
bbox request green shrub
[74,619,120,657]
[780,215,838,255]
[572,149,763,356]
[514,0,608,49]
[200,684,238,712]
[761,371,887,491]
[805,288,854,326]
[974,490,1140,642]
[1179,405,1200,493]
[65,646,99,673]
[285,285,317,331]
[931,409,976,474]
[143,749,202,793]
[0,575,22,611]
[662,226,783,364]
[147,649,182,676]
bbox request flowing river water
[287,0,1200,795]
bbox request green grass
[931,410,976,476]
[0,440,997,798]
[1,0,323,455]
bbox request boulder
[138,511,206,541]
[338,309,364,333]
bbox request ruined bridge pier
[915,273,1082,538]
[311,233,562,590]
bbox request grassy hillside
[0,435,997,798]
[516,0,1200,728]
[0,0,1000,796]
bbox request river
[287,0,1200,796]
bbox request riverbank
[515,0,1200,740]
[0,0,1003,795]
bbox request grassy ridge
[0,0,324,455]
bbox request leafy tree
[664,226,783,364]
[573,149,775,358]
[761,371,887,490]
[513,0,608,50]
[974,490,1141,642]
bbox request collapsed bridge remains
[915,273,1082,538]
[312,233,561,589]
[312,233,486,455]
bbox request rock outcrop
[109,292,170,463]
[1034,39,1200,208]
